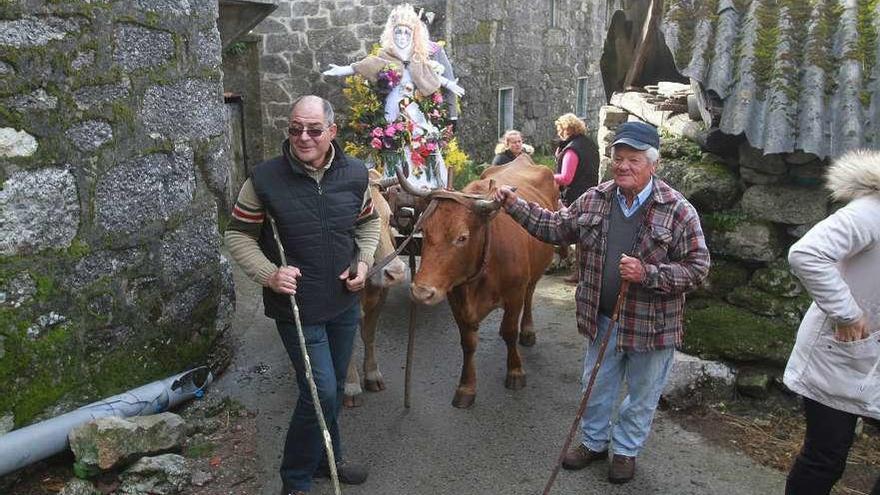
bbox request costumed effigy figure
[322,3,464,190]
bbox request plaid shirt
[508,178,710,352]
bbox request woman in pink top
[554,113,599,207]
[553,113,600,283]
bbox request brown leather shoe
[608,454,636,484]
[561,444,608,470]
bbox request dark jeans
[786,397,880,495]
[276,303,360,493]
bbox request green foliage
[73,460,102,479]
[702,211,748,232]
[666,0,720,70]
[531,153,556,170]
[456,20,493,45]
[111,101,136,131]
[683,300,795,366]
[753,0,780,98]
[452,160,485,190]
[855,0,879,105]
[224,41,248,57]
[185,439,216,458]
[660,131,703,161]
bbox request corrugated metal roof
[660,0,880,159]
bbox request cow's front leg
[343,359,363,408]
[501,300,526,390]
[453,323,479,408]
[362,288,388,392]
[518,281,538,347]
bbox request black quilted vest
[556,134,600,206]
[251,140,368,325]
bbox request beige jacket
[783,149,880,419]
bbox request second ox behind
[402,155,558,408]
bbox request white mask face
[393,25,413,51]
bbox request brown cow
[404,155,557,408]
[344,170,408,408]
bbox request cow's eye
[454,234,468,245]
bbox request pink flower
[370,137,383,149]
[432,92,443,104]
[371,127,384,138]
[394,121,405,131]
[425,141,437,152]
[384,125,396,137]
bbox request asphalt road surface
[215,258,785,495]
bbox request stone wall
[254,0,614,163]
[0,1,233,428]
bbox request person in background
[554,113,600,283]
[494,121,709,485]
[225,96,379,495]
[492,129,534,165]
[783,149,880,495]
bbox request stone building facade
[254,0,620,163]
[0,1,233,428]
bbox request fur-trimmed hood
[826,149,880,202]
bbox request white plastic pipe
[0,366,212,477]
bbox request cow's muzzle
[411,283,445,305]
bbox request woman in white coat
[783,149,880,495]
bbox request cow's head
[395,169,502,305]
[368,171,409,288]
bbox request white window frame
[497,86,514,137]
[576,76,589,118]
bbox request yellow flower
[442,138,469,174]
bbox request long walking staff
[268,216,342,495]
[541,280,630,495]
[404,249,418,408]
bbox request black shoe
[315,460,368,485]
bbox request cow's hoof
[519,332,536,347]
[363,378,386,392]
[452,391,476,409]
[505,373,526,390]
[343,394,363,408]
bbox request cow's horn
[372,176,399,190]
[473,199,502,215]
[395,166,431,197]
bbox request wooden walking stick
[541,280,630,495]
[268,216,342,495]
[404,249,418,408]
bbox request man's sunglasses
[288,126,327,138]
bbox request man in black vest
[225,96,380,495]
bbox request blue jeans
[276,302,360,493]
[580,313,675,457]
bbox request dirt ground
[670,397,880,495]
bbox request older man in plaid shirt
[495,121,710,484]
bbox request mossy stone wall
[0,0,234,428]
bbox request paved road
[215,260,785,495]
